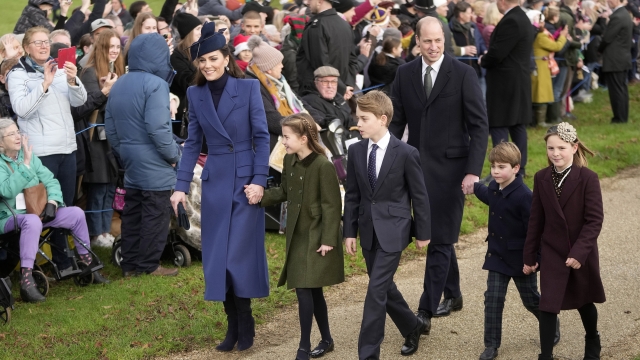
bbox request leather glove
[41,203,57,223]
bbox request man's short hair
[416,16,444,38]
[129,1,149,19]
[105,13,122,25]
[242,10,263,23]
[49,29,71,42]
[488,142,521,167]
[356,90,394,126]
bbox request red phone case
[56,46,76,69]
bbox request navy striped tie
[368,144,378,190]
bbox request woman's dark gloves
[41,203,57,223]
[177,203,190,230]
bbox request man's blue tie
[368,144,378,190]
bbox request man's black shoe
[400,316,425,356]
[416,310,431,335]
[434,296,463,317]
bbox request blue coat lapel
[196,84,231,141]
[217,76,238,125]
[359,140,372,194]
[411,58,427,105]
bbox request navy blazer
[474,175,532,277]
[343,134,431,253]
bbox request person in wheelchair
[0,118,108,303]
[301,66,360,140]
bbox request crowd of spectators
[0,0,636,298]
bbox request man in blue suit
[389,17,489,333]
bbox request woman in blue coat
[170,24,270,352]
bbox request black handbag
[177,203,190,230]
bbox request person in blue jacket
[472,142,559,360]
[105,33,181,277]
[170,23,270,352]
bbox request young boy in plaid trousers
[472,143,560,360]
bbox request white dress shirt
[421,54,445,89]
[367,131,391,177]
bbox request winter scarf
[247,63,305,117]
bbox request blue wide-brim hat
[190,22,227,60]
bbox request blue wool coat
[474,175,532,277]
[175,76,270,301]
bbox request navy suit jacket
[343,134,431,253]
[474,175,533,277]
[389,54,488,245]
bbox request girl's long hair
[82,29,125,82]
[375,37,401,66]
[124,12,157,57]
[544,130,595,168]
[281,113,327,158]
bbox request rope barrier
[75,124,104,135]
[354,83,385,94]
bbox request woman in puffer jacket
[7,26,87,273]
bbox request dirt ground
[164,167,640,360]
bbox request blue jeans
[39,152,77,269]
[552,66,569,102]
[85,183,115,236]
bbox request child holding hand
[251,113,344,360]
[523,123,605,360]
[473,142,559,360]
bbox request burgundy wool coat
[523,165,606,314]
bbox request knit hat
[433,0,447,8]
[174,13,202,39]
[190,22,227,60]
[332,0,357,14]
[247,35,283,72]
[284,15,310,45]
[242,1,268,15]
[233,34,251,56]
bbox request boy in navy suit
[473,142,559,360]
[343,91,431,360]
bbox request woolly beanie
[174,13,202,39]
[247,35,283,72]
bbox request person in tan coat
[258,113,344,360]
[528,9,567,127]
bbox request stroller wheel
[0,306,10,325]
[73,262,94,287]
[32,270,49,297]
[111,236,122,267]
[173,245,191,267]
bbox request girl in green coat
[253,113,344,360]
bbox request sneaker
[104,233,115,242]
[148,266,179,277]
[91,235,112,248]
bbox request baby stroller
[110,168,195,269]
[0,199,106,311]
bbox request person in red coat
[523,122,605,360]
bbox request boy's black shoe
[479,347,498,360]
[400,316,425,356]
[434,296,463,317]
[416,310,431,335]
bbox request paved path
[167,167,640,360]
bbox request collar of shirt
[112,9,122,16]
[422,54,444,78]
[368,131,391,152]
[613,5,625,12]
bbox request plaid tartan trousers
[484,270,541,348]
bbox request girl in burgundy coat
[523,123,605,360]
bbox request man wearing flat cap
[301,66,357,137]
[296,0,371,97]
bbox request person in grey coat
[105,33,181,277]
